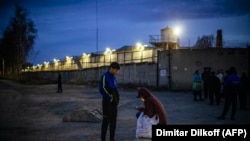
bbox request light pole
[95,0,99,82]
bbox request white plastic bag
[135,112,159,139]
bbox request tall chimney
[216,29,223,48]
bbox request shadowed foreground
[0,79,250,141]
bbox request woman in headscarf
[136,87,167,125]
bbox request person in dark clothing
[57,72,62,93]
[99,62,120,141]
[201,67,212,99]
[217,67,240,120]
[209,71,221,105]
[135,87,167,125]
[221,69,230,98]
[239,72,248,110]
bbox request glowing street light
[104,47,115,63]
[32,65,37,70]
[104,48,112,55]
[44,61,49,69]
[83,53,91,57]
[44,61,49,65]
[53,59,60,69]
[66,56,73,61]
[136,42,147,62]
[173,26,182,48]
[173,26,181,36]
[65,56,73,69]
[53,58,59,63]
[82,53,91,68]
[37,64,42,69]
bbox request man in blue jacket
[99,62,120,141]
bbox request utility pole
[96,0,100,81]
[96,0,99,65]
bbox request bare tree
[194,34,214,48]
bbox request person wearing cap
[99,62,120,141]
[135,87,167,125]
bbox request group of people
[192,66,249,121]
[58,62,248,141]
[192,68,222,104]
[100,62,250,140]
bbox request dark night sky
[0,0,250,65]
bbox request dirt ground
[0,79,250,141]
[0,79,142,141]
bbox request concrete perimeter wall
[158,48,249,90]
[22,48,249,90]
[22,62,157,87]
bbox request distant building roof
[116,45,154,52]
[115,45,134,52]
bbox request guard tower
[149,26,179,50]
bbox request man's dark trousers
[101,99,117,141]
